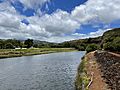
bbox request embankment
[94,51,120,90]
[75,51,120,90]
[0,48,76,59]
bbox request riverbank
[0,48,76,59]
[75,50,120,90]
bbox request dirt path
[108,52,120,57]
[85,52,109,90]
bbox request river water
[0,51,85,90]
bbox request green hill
[101,28,120,52]
[60,28,120,52]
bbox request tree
[0,43,3,49]
[5,43,15,49]
[103,42,114,51]
[103,37,120,52]
[113,37,120,52]
[86,44,99,53]
[24,39,33,48]
[75,45,85,51]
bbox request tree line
[0,39,33,49]
[0,28,119,53]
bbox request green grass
[0,48,76,59]
[75,56,90,90]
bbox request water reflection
[0,51,85,90]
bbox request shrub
[103,37,120,52]
[5,43,15,49]
[75,45,85,51]
[86,44,99,53]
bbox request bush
[103,42,114,51]
[75,45,85,51]
[113,37,120,52]
[5,43,15,49]
[24,39,33,48]
[103,37,120,52]
[86,44,99,53]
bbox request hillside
[75,28,120,90]
[75,51,120,90]
[0,28,119,50]
[60,28,120,52]
[101,28,120,52]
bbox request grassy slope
[0,48,76,59]
[75,55,90,90]
[75,51,120,90]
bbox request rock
[94,51,120,90]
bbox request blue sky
[0,0,119,42]
[11,0,88,16]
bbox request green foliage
[5,43,15,49]
[75,58,90,90]
[24,39,33,48]
[103,28,120,41]
[103,42,114,51]
[101,28,120,51]
[0,42,3,49]
[0,28,119,51]
[0,48,76,58]
[113,37,120,52]
[103,37,120,52]
[76,46,85,51]
[86,44,99,53]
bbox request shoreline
[75,50,120,90]
[0,48,77,59]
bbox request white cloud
[27,9,80,36]
[0,0,120,42]
[19,0,50,10]
[72,0,120,24]
[0,2,80,41]
[89,29,110,37]
[0,1,18,15]
[43,29,110,43]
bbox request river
[0,51,85,90]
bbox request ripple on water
[0,51,85,90]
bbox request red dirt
[94,51,120,90]
[85,51,110,90]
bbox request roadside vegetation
[85,44,99,53]
[75,56,90,90]
[75,28,120,90]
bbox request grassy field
[0,48,76,59]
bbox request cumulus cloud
[43,29,110,43]
[72,0,120,24]
[0,0,120,42]
[14,0,50,10]
[0,1,15,13]
[22,9,80,38]
[0,2,80,41]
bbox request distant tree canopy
[24,39,33,48]
[59,28,120,53]
[0,39,23,49]
[101,28,120,52]
[5,43,15,49]
[103,37,120,52]
[0,28,119,52]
